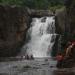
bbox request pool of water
[0,58,75,75]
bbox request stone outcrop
[65,0,75,41]
[29,9,54,17]
[55,8,66,34]
[56,0,75,68]
[56,0,75,41]
[0,5,30,57]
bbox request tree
[0,0,64,9]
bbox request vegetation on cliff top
[0,0,64,9]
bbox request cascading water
[21,16,56,57]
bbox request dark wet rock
[66,0,75,40]
[54,70,75,75]
[55,8,66,34]
[23,65,31,68]
[55,0,75,41]
[12,66,18,68]
[56,58,75,68]
[32,66,40,69]
[45,59,48,61]
[55,8,68,56]
[0,5,30,57]
[30,9,54,17]
[50,65,54,68]
[51,34,56,43]
[51,34,60,57]
[30,55,34,60]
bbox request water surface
[0,58,75,75]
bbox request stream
[0,58,75,75]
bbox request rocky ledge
[28,9,54,17]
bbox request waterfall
[21,16,56,58]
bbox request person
[30,55,34,60]
[65,42,75,58]
[25,54,29,60]
[56,41,75,68]
[56,53,63,61]
[56,53,64,68]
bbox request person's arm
[65,45,73,57]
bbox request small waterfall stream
[21,16,56,57]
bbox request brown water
[0,58,75,75]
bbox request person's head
[72,42,75,46]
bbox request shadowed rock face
[65,0,75,40]
[0,5,30,57]
[56,0,75,40]
[55,8,66,34]
[29,9,54,17]
[56,0,75,68]
[55,0,75,48]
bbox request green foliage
[22,0,49,9]
[49,5,65,12]
[0,0,64,9]
[0,0,23,6]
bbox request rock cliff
[56,0,75,41]
[56,0,75,68]
[65,0,75,41]
[0,5,30,57]
[55,7,66,34]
